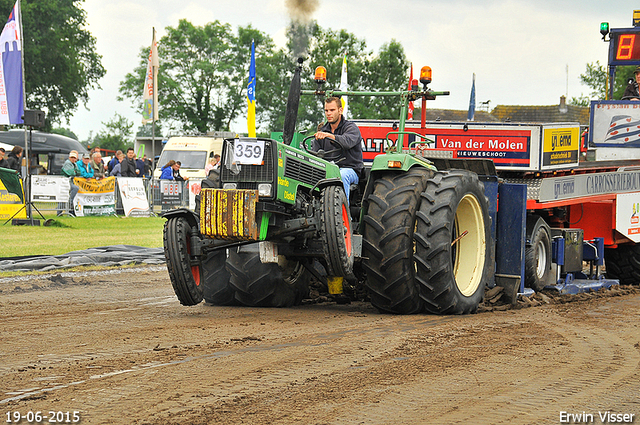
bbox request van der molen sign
[538,170,640,202]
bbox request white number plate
[233,140,265,165]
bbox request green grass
[0,215,165,257]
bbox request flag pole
[151,27,156,174]
[17,0,31,221]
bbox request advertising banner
[541,126,580,168]
[590,101,640,147]
[160,180,182,210]
[616,193,640,243]
[188,179,203,210]
[117,177,150,217]
[30,175,70,202]
[73,176,116,217]
[0,167,25,220]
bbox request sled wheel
[525,217,552,291]
[320,185,354,280]
[415,170,491,314]
[362,168,433,314]
[201,249,235,305]
[163,216,203,306]
[227,249,310,307]
[605,244,640,285]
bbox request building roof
[490,96,590,126]
[417,109,500,122]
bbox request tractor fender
[314,178,343,192]
[525,215,550,246]
[161,208,199,229]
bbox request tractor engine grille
[284,156,326,187]
[221,140,275,188]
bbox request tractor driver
[313,96,364,201]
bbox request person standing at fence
[77,153,94,178]
[120,148,138,177]
[6,146,23,174]
[91,152,105,179]
[142,155,152,178]
[110,152,124,177]
[173,161,189,181]
[0,148,8,168]
[205,155,218,176]
[134,154,145,177]
[108,150,122,174]
[160,160,176,180]
[59,150,80,215]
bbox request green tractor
[162,60,493,314]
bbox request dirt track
[1,267,639,424]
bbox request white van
[153,132,234,180]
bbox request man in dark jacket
[312,96,363,201]
[120,147,138,177]
[622,66,640,100]
[6,145,23,173]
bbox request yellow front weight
[200,188,259,241]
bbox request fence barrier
[28,176,202,217]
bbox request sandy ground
[0,267,639,425]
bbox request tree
[119,19,410,136]
[51,127,79,140]
[120,21,276,134]
[0,0,106,127]
[578,61,636,100]
[86,113,134,152]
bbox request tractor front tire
[201,249,235,305]
[415,170,491,314]
[227,249,310,307]
[605,244,640,285]
[362,168,433,314]
[320,185,355,280]
[163,216,204,306]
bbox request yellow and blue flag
[247,41,256,137]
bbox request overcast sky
[65,0,638,141]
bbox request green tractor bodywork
[163,61,493,315]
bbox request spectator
[120,147,138,177]
[142,154,153,178]
[91,152,105,179]
[134,154,145,177]
[160,160,176,180]
[108,150,123,174]
[77,153,94,178]
[0,147,8,168]
[173,161,189,181]
[110,152,124,177]
[59,150,80,215]
[6,145,23,173]
[205,155,218,176]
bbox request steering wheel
[300,135,315,153]
[301,134,344,162]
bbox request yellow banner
[74,176,117,194]
[0,178,26,220]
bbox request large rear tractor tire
[362,168,433,314]
[415,170,491,314]
[605,244,640,285]
[524,216,552,291]
[320,185,355,280]
[163,216,204,306]
[227,249,310,307]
